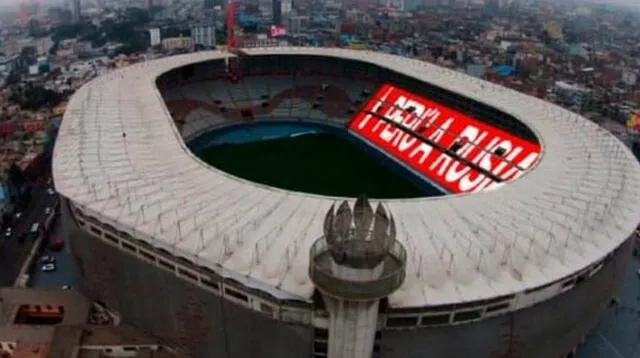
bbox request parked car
[40,256,55,264]
[61,285,71,290]
[49,239,64,251]
[41,263,56,272]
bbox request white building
[162,37,193,51]
[71,0,81,23]
[191,25,216,49]
[149,28,162,47]
[286,16,309,35]
[553,80,591,108]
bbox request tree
[9,85,62,111]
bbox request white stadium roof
[52,48,640,307]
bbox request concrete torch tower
[309,197,407,358]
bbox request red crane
[226,0,240,82]
[226,0,236,49]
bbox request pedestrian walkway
[578,256,640,357]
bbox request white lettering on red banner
[348,83,541,194]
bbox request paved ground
[29,219,80,288]
[578,255,640,358]
[0,187,56,287]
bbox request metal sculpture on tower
[309,196,407,358]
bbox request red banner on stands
[24,121,45,133]
[0,123,18,135]
[348,83,541,194]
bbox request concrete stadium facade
[53,48,640,358]
[61,199,632,358]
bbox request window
[386,316,417,327]
[575,273,588,286]
[104,233,118,243]
[562,279,575,288]
[486,303,509,313]
[201,279,219,291]
[421,314,451,326]
[260,303,274,314]
[224,287,248,303]
[314,328,328,340]
[158,260,174,271]
[121,242,136,252]
[178,268,198,281]
[453,309,482,322]
[313,342,327,354]
[139,250,155,262]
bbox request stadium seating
[159,74,378,139]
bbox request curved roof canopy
[53,48,640,308]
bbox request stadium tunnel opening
[156,53,542,197]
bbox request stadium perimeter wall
[61,195,632,358]
[60,199,314,358]
[382,237,631,358]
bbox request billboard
[626,110,640,133]
[348,84,541,194]
[270,25,287,37]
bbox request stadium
[52,47,640,358]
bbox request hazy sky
[0,0,638,10]
[579,0,640,8]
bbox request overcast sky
[0,0,639,12]
[579,0,640,8]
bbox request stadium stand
[161,74,375,139]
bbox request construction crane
[226,0,240,82]
[226,0,237,49]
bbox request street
[0,187,56,286]
[29,218,80,288]
[578,256,640,358]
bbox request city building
[553,80,591,108]
[71,0,81,24]
[272,0,292,26]
[272,0,282,25]
[204,0,215,10]
[286,15,309,35]
[0,288,181,358]
[149,28,162,47]
[191,24,216,49]
[161,36,193,51]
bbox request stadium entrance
[190,122,444,199]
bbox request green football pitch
[198,132,427,199]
